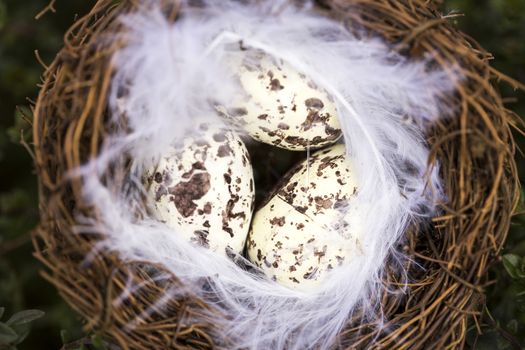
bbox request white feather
[74,1,457,349]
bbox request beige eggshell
[144,122,255,255]
[247,144,362,290]
[217,48,342,151]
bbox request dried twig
[35,0,57,20]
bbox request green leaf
[0,322,18,345]
[6,310,44,326]
[502,254,521,279]
[12,324,29,345]
[519,257,525,278]
[514,188,525,216]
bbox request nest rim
[31,0,523,349]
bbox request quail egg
[143,121,255,255]
[246,144,362,290]
[217,47,342,151]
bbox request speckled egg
[217,48,342,151]
[246,144,362,290]
[143,121,255,255]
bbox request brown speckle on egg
[270,78,284,91]
[213,133,227,142]
[270,216,286,227]
[170,171,211,218]
[314,197,333,211]
[303,268,318,280]
[230,107,248,117]
[304,98,324,110]
[217,143,233,157]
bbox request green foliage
[0,1,94,348]
[61,332,116,350]
[503,254,525,281]
[0,308,44,349]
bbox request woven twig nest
[32,0,522,349]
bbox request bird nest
[32,0,522,349]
